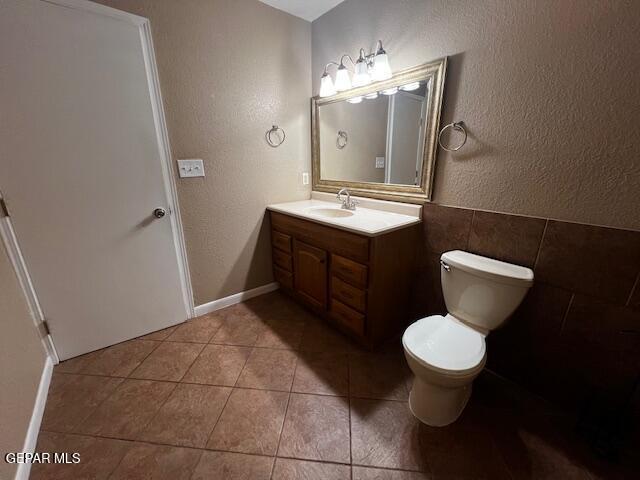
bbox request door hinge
[38,320,51,337]
[0,198,9,218]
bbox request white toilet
[403,250,534,426]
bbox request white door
[385,92,425,185]
[0,0,192,360]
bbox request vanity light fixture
[346,96,363,104]
[318,40,392,97]
[364,92,379,100]
[400,81,421,91]
[382,86,399,95]
[334,61,352,91]
[319,69,337,97]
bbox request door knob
[153,207,167,219]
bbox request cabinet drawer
[331,276,366,313]
[330,299,365,336]
[272,230,292,253]
[331,254,367,288]
[274,265,293,289]
[271,211,369,263]
[272,248,292,272]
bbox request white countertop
[267,192,422,236]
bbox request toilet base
[408,376,472,427]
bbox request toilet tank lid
[441,250,534,287]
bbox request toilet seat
[403,314,486,375]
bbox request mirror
[312,58,447,202]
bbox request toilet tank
[440,250,534,333]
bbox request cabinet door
[293,240,327,310]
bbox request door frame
[8,0,195,361]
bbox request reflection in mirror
[319,80,430,187]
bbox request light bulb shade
[400,81,421,91]
[346,96,363,104]
[382,86,398,95]
[372,53,392,81]
[364,92,379,100]
[352,60,371,87]
[334,66,352,91]
[319,73,336,97]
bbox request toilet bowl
[403,250,533,426]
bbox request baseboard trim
[194,282,279,317]
[15,356,53,480]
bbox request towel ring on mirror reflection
[336,130,348,149]
[438,121,467,152]
[266,125,285,147]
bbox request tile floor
[34,291,635,479]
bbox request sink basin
[306,207,354,218]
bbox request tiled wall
[411,203,640,413]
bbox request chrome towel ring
[266,125,285,147]
[336,130,348,149]
[438,121,467,152]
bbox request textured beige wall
[0,240,47,480]
[313,0,640,230]
[319,97,387,182]
[95,0,312,304]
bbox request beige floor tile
[278,393,350,463]
[207,388,288,455]
[109,443,201,480]
[352,466,431,480]
[76,379,175,440]
[292,351,349,396]
[192,451,274,480]
[31,432,130,480]
[80,339,159,377]
[349,353,410,401]
[236,348,297,391]
[182,344,251,386]
[138,383,231,448]
[299,320,353,353]
[166,315,223,343]
[129,342,204,381]
[255,318,305,349]
[272,458,351,479]
[54,350,103,374]
[137,325,178,341]
[210,314,267,346]
[350,398,428,471]
[41,374,123,432]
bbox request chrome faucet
[336,188,359,211]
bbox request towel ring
[336,130,348,149]
[266,125,285,148]
[438,121,467,152]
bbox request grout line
[40,429,431,475]
[532,219,549,270]
[465,209,476,250]
[559,293,575,335]
[625,271,639,307]
[50,371,410,402]
[202,346,255,449]
[271,355,299,479]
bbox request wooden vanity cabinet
[269,211,418,348]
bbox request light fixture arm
[323,61,340,75]
[339,54,356,68]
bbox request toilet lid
[403,314,486,373]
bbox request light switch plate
[177,159,205,178]
[375,156,385,169]
[302,172,310,185]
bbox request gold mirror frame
[312,57,447,203]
